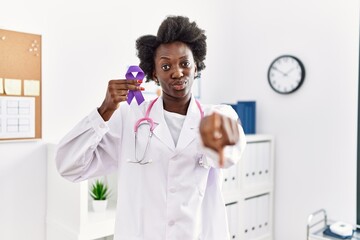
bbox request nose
[171,66,184,79]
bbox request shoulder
[201,103,238,120]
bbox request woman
[56,15,246,240]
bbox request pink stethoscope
[129,97,204,165]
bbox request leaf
[89,179,111,200]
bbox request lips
[172,80,187,90]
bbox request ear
[194,64,198,78]
[152,71,160,85]
[152,70,157,81]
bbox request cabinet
[46,134,274,240]
[223,134,275,240]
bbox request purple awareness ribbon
[125,65,145,105]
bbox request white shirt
[163,110,186,146]
[55,96,246,240]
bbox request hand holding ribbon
[98,66,145,121]
[126,65,145,105]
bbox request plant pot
[92,200,108,212]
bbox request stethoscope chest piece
[197,153,209,169]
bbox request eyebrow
[159,55,190,60]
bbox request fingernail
[139,87,145,91]
[137,80,143,83]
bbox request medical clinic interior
[1,0,359,240]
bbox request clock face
[268,55,305,94]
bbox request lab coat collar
[150,96,175,151]
[150,95,202,152]
[176,96,202,152]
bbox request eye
[161,64,170,71]
[182,61,191,68]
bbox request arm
[55,109,121,182]
[55,79,144,182]
[199,105,246,169]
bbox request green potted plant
[90,179,110,212]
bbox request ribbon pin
[125,65,145,105]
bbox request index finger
[218,147,224,168]
[109,79,142,85]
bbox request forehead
[155,41,194,60]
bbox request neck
[162,94,191,115]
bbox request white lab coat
[55,96,246,240]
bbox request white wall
[0,0,358,240]
[0,0,47,239]
[43,0,228,142]
[230,1,359,240]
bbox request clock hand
[285,67,295,75]
[272,66,286,76]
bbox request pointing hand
[200,112,239,167]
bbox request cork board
[0,29,41,140]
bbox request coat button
[99,123,106,128]
[169,187,176,193]
[168,220,175,226]
[198,188,204,197]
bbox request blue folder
[230,101,256,134]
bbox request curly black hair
[136,16,207,82]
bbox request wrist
[98,104,116,121]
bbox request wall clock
[267,55,305,94]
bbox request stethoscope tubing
[130,97,203,165]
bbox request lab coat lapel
[176,97,202,152]
[150,97,176,151]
